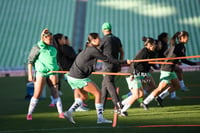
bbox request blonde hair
[40,28,52,40]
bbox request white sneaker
[64,111,76,124]
[76,106,89,112]
[97,117,112,124]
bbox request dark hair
[53,33,63,46]
[87,33,99,43]
[53,33,64,54]
[85,33,99,47]
[65,36,68,40]
[158,32,168,41]
[142,36,155,46]
[171,31,189,45]
[177,31,189,39]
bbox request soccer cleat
[26,114,32,120]
[120,111,128,117]
[48,103,55,107]
[58,113,65,119]
[114,109,121,114]
[64,111,76,124]
[181,87,190,92]
[75,106,89,112]
[155,96,164,107]
[97,118,112,124]
[140,102,149,110]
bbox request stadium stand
[0,0,76,71]
[84,0,200,59]
[0,0,199,76]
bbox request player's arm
[119,47,124,60]
[27,46,40,81]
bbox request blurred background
[0,0,199,75]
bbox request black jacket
[69,46,126,79]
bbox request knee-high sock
[54,97,63,114]
[28,97,39,115]
[143,94,154,105]
[68,98,82,113]
[159,89,170,99]
[95,103,104,119]
[122,96,132,105]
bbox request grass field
[0,71,200,133]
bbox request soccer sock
[54,97,63,114]
[95,103,104,119]
[28,97,39,115]
[121,104,131,112]
[143,94,154,105]
[122,96,132,105]
[170,91,176,98]
[159,89,170,99]
[179,80,185,89]
[68,98,82,113]
[137,98,144,104]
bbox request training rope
[97,55,200,63]
[131,55,200,62]
[50,55,200,75]
[148,62,173,65]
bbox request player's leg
[138,75,156,105]
[175,65,189,91]
[48,74,64,118]
[83,82,112,124]
[156,72,180,106]
[142,80,168,106]
[27,74,46,120]
[121,87,144,116]
[102,75,122,112]
[101,75,109,107]
[74,89,89,112]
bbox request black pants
[101,74,121,109]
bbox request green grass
[0,72,200,133]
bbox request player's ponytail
[177,31,189,39]
[142,36,155,46]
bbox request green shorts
[67,75,92,90]
[36,71,58,77]
[126,75,143,90]
[160,71,177,84]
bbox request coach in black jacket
[100,22,124,112]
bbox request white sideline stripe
[0,126,125,133]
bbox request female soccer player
[120,37,156,116]
[174,31,199,92]
[141,31,200,107]
[63,33,130,124]
[52,33,89,111]
[26,29,64,120]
